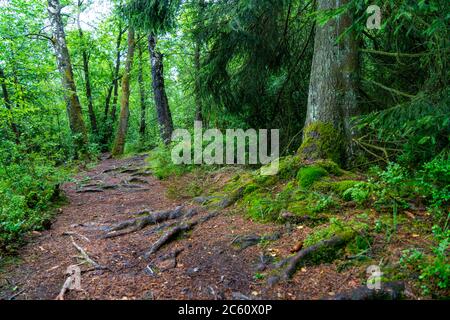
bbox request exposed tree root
[268,235,351,286]
[55,274,75,300]
[76,188,104,193]
[144,211,219,258]
[70,237,106,270]
[217,187,244,209]
[103,206,185,238]
[328,281,405,300]
[62,231,90,242]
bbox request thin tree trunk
[148,34,174,145]
[138,39,147,139]
[47,0,87,148]
[112,28,136,156]
[102,25,124,148]
[77,0,98,135]
[0,67,20,144]
[194,0,205,124]
[299,0,359,166]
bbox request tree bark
[47,0,87,148]
[148,34,174,145]
[299,0,359,166]
[112,28,135,156]
[102,24,125,148]
[194,0,205,124]
[0,67,20,143]
[138,39,147,139]
[77,0,98,135]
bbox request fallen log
[103,206,185,238]
[144,211,218,258]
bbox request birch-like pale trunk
[47,0,87,148]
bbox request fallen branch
[103,206,185,238]
[144,211,218,258]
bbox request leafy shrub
[0,156,67,253]
[400,225,450,297]
[146,145,194,179]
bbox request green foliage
[400,225,450,297]
[304,218,367,248]
[297,166,328,189]
[342,182,371,205]
[124,0,181,34]
[146,145,193,179]
[0,153,67,253]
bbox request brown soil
[0,154,366,300]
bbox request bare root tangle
[268,235,351,286]
[144,211,219,258]
[70,236,106,270]
[329,281,405,300]
[103,206,185,238]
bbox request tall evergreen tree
[299,0,359,166]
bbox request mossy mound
[298,122,343,165]
[312,180,360,197]
[297,166,328,188]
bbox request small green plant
[342,182,371,205]
[253,273,265,280]
[400,225,449,297]
[310,194,337,213]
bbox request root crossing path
[1,154,360,300]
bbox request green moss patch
[297,166,328,188]
[298,122,343,164]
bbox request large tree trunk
[0,67,20,144]
[77,0,98,135]
[112,28,135,156]
[47,0,87,148]
[299,0,359,166]
[138,40,147,140]
[148,34,174,145]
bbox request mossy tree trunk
[148,34,174,145]
[299,0,359,166]
[47,0,88,150]
[112,28,136,156]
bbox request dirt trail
[1,154,361,300]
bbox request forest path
[1,154,360,300]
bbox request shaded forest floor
[0,154,427,300]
